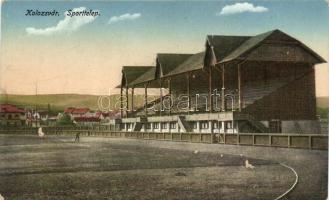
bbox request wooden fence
[0,127,327,150]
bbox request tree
[57,113,74,126]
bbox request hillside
[317,96,329,108]
[0,94,148,113]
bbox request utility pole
[35,80,38,127]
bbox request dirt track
[0,135,326,199]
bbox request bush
[57,114,74,126]
[317,107,329,119]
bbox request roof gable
[121,66,154,87]
[166,52,205,76]
[129,67,157,86]
[220,29,326,64]
[156,54,192,78]
[207,35,250,62]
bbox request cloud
[108,13,141,24]
[26,7,98,36]
[218,2,268,15]
[326,0,329,6]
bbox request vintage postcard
[0,0,328,199]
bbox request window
[161,123,167,129]
[213,121,221,129]
[154,123,159,129]
[120,123,125,129]
[226,122,232,129]
[145,123,151,129]
[193,122,197,129]
[200,121,209,129]
[170,122,176,129]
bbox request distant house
[25,109,41,127]
[36,110,59,126]
[63,107,117,126]
[0,104,26,126]
[64,107,90,119]
[73,116,101,126]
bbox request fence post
[269,135,272,147]
[252,134,255,145]
[224,133,226,144]
[309,135,312,149]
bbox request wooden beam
[209,66,213,112]
[221,64,225,111]
[238,63,242,111]
[131,87,134,116]
[144,83,148,117]
[126,86,129,118]
[187,73,191,114]
[160,79,163,116]
[168,78,172,115]
[120,85,123,117]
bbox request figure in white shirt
[38,127,45,138]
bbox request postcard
[0,1,328,199]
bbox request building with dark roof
[112,29,326,134]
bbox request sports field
[0,134,327,200]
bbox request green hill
[316,96,329,119]
[0,94,148,113]
[317,96,329,108]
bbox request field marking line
[274,163,298,200]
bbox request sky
[1,0,329,96]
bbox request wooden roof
[220,29,326,64]
[156,53,193,78]
[207,35,250,62]
[166,52,205,76]
[129,67,156,86]
[119,29,326,88]
[121,66,154,87]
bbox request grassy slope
[316,96,329,118]
[316,96,329,108]
[0,94,148,113]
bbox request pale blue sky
[1,1,329,95]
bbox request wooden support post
[187,73,191,114]
[144,83,148,117]
[209,66,213,112]
[221,64,226,111]
[131,87,134,116]
[125,87,129,118]
[120,85,123,117]
[238,63,242,112]
[160,79,163,116]
[168,78,172,115]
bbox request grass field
[0,135,297,200]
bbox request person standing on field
[75,132,80,142]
